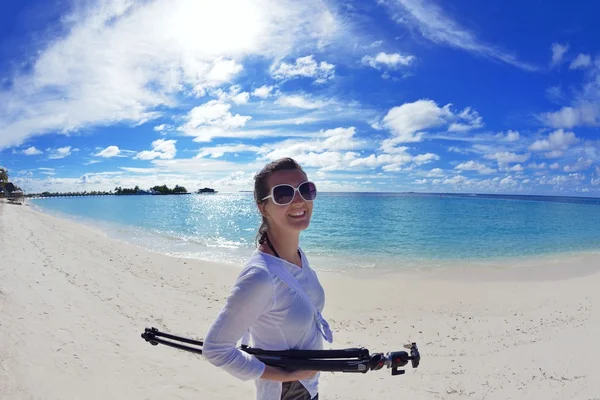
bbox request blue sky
[1,0,599,195]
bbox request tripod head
[367,343,420,375]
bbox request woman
[203,157,332,400]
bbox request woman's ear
[258,202,268,218]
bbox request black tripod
[141,327,420,376]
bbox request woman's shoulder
[233,260,276,300]
[237,251,274,282]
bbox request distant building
[197,187,217,194]
[0,182,23,200]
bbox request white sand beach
[1,201,599,400]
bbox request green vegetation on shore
[20,184,218,198]
[113,184,188,195]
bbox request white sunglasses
[262,181,317,205]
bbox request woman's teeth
[289,211,305,217]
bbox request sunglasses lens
[300,181,317,201]
[272,185,295,205]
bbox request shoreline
[26,198,600,276]
[1,199,600,399]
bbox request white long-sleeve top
[203,248,327,400]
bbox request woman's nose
[291,189,305,204]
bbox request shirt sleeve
[202,266,274,381]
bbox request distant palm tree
[0,167,8,184]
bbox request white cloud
[540,103,600,128]
[250,92,378,130]
[300,152,362,171]
[546,150,566,159]
[259,127,437,173]
[185,101,249,128]
[541,55,600,129]
[0,0,342,149]
[443,175,469,185]
[231,92,250,104]
[505,130,520,141]
[412,153,439,165]
[179,100,251,142]
[353,151,437,172]
[426,168,445,177]
[447,107,483,132]
[196,144,263,158]
[528,129,579,157]
[570,173,586,181]
[381,0,537,71]
[214,85,250,104]
[153,124,168,132]
[447,146,470,154]
[484,151,530,164]
[361,52,415,69]
[538,173,586,186]
[592,166,600,185]
[95,145,121,158]
[454,160,495,174]
[271,55,335,84]
[528,162,546,170]
[546,86,565,103]
[38,168,56,175]
[275,94,328,109]
[509,164,524,172]
[550,43,569,67]
[48,146,73,159]
[365,40,384,48]
[549,162,560,170]
[495,130,520,142]
[22,146,42,155]
[260,127,367,161]
[252,85,274,98]
[252,116,321,126]
[563,157,593,172]
[569,53,592,70]
[135,139,177,160]
[500,175,518,186]
[380,99,483,145]
[381,99,448,143]
[202,59,244,89]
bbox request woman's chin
[286,218,310,231]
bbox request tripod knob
[369,353,385,371]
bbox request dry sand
[1,201,599,399]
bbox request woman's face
[260,169,314,234]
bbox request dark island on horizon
[23,184,218,198]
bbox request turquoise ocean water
[30,192,600,272]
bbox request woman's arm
[203,266,318,382]
[203,266,274,381]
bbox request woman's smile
[288,209,307,218]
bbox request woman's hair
[254,157,306,245]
